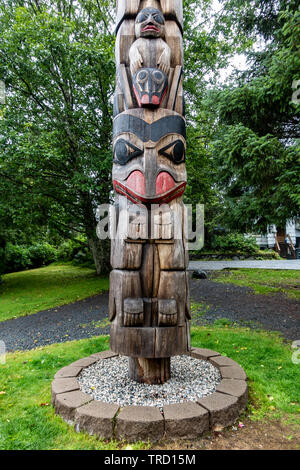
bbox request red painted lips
[142,24,160,33]
[113,171,186,205]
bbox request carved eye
[114,139,143,165]
[153,13,164,25]
[159,140,185,164]
[136,12,148,23]
[151,70,164,84]
[136,69,149,84]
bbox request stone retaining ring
[52,348,248,442]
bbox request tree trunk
[88,235,110,276]
[128,357,171,385]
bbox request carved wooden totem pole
[109,0,191,384]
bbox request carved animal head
[133,68,168,107]
[113,108,186,206]
[135,8,165,38]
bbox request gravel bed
[78,355,221,410]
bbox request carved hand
[130,47,143,74]
[157,48,171,74]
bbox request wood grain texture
[165,20,183,68]
[116,20,135,66]
[110,325,188,357]
[128,357,171,384]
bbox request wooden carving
[110,0,190,384]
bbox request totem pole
[109,0,191,384]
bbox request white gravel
[78,355,221,410]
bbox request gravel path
[0,294,110,352]
[189,260,300,271]
[190,278,300,340]
[1,276,299,352]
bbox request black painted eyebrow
[113,115,186,142]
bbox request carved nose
[156,172,175,195]
[127,170,146,195]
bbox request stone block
[115,406,164,442]
[209,356,241,368]
[75,401,120,440]
[198,392,240,430]
[51,378,79,406]
[54,366,82,379]
[219,366,247,381]
[163,402,209,439]
[189,348,221,361]
[69,357,98,368]
[90,351,119,360]
[55,391,92,423]
[216,379,248,408]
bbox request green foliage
[0,0,115,274]
[5,242,58,273]
[56,237,93,266]
[3,237,96,274]
[211,233,259,254]
[207,1,300,231]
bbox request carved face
[135,8,165,38]
[113,109,186,205]
[133,68,168,107]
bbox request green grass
[0,327,299,450]
[212,269,300,299]
[0,264,109,322]
[191,326,300,422]
[0,335,148,450]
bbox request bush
[211,233,259,255]
[27,243,57,268]
[4,242,57,273]
[3,237,94,274]
[4,244,32,273]
[56,239,81,262]
[56,238,93,267]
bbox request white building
[254,219,300,257]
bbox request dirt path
[153,418,300,450]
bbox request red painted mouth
[142,24,160,33]
[113,171,186,205]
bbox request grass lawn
[0,264,109,323]
[0,327,299,450]
[212,269,300,299]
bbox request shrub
[3,237,94,274]
[4,244,32,273]
[211,233,259,255]
[27,243,57,268]
[56,238,93,266]
[4,242,57,273]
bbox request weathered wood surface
[116,0,183,33]
[128,357,171,384]
[115,3,184,114]
[110,0,189,384]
